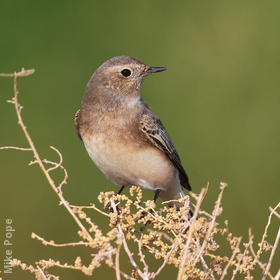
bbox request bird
[75,56,192,208]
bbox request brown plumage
[75,56,192,207]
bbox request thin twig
[193,182,227,265]
[32,232,90,247]
[0,68,35,77]
[36,266,48,280]
[230,233,253,280]
[115,243,122,280]
[118,224,148,279]
[70,204,110,217]
[2,69,94,243]
[269,206,280,219]
[254,202,280,266]
[110,199,148,280]
[262,225,280,280]
[137,238,149,275]
[0,146,32,151]
[220,237,242,280]
[177,184,209,280]
[248,229,274,280]
[151,242,177,279]
[275,270,280,280]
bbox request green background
[0,1,279,279]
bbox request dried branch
[0,146,32,151]
[115,243,122,280]
[31,232,90,248]
[254,202,280,265]
[0,69,93,243]
[220,237,242,280]
[177,184,208,280]
[193,183,227,265]
[262,225,280,280]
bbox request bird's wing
[74,109,82,140]
[140,105,191,190]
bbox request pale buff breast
[82,134,179,191]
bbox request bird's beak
[146,66,167,74]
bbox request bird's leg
[135,189,161,231]
[104,186,125,212]
[117,185,125,195]
[153,189,161,204]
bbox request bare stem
[262,225,280,280]
[193,182,227,265]
[115,243,122,280]
[177,184,209,280]
[1,69,94,243]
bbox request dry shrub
[0,69,279,280]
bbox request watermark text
[2,218,15,277]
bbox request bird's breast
[82,133,178,190]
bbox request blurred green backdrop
[0,1,279,279]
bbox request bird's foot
[104,200,120,213]
[104,186,125,212]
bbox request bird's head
[91,56,166,97]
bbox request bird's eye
[121,69,131,77]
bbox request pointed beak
[146,66,167,74]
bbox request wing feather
[140,105,191,190]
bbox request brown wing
[74,109,82,140]
[140,106,191,191]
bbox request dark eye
[121,69,131,77]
